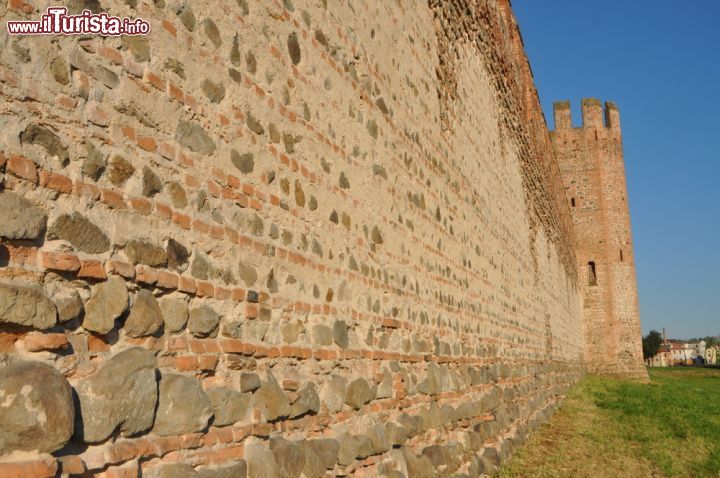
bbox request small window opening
[571,197,576,207]
[620,250,624,262]
[588,261,597,286]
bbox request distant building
[669,343,692,365]
[647,343,671,367]
[647,340,709,367]
[706,346,719,365]
[686,340,706,358]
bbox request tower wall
[551,100,646,378]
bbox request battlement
[553,98,621,130]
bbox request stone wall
[0,0,587,476]
[551,100,646,379]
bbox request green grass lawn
[499,367,720,477]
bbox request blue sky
[513,1,720,340]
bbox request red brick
[136,265,158,284]
[178,276,197,294]
[245,303,259,319]
[241,183,254,196]
[162,19,177,37]
[8,0,33,14]
[106,260,136,279]
[210,225,224,240]
[224,227,239,243]
[210,167,226,183]
[270,44,283,59]
[136,136,157,152]
[0,331,21,353]
[157,270,179,289]
[155,202,172,220]
[39,251,81,272]
[198,354,219,371]
[313,349,337,360]
[167,82,184,102]
[207,180,222,197]
[102,461,139,478]
[178,152,194,167]
[203,340,222,353]
[157,142,176,160]
[252,423,273,438]
[282,378,300,391]
[172,212,192,230]
[151,435,185,455]
[188,339,205,353]
[227,174,241,188]
[235,193,249,208]
[231,288,246,301]
[87,104,110,126]
[24,332,68,352]
[73,181,100,200]
[124,57,144,78]
[128,197,152,215]
[166,336,188,352]
[78,260,107,280]
[56,94,77,110]
[218,339,243,354]
[1,243,36,267]
[184,93,197,110]
[8,155,38,182]
[88,334,111,352]
[214,286,231,300]
[100,189,126,209]
[185,174,201,188]
[176,355,199,371]
[99,46,123,64]
[0,455,58,478]
[143,70,165,90]
[195,281,214,297]
[105,441,139,466]
[121,126,136,140]
[58,455,85,475]
[382,318,400,329]
[192,219,210,235]
[39,170,73,193]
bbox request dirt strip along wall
[0,0,584,476]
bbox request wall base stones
[0,0,643,476]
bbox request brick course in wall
[0,0,641,476]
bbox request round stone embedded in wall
[188,305,220,338]
[74,348,158,443]
[0,360,74,454]
[0,191,47,240]
[153,373,212,436]
[0,282,57,330]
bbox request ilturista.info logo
[6,7,150,36]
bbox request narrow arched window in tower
[571,197,576,207]
[588,261,597,286]
[620,249,624,261]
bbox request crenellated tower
[551,99,647,379]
